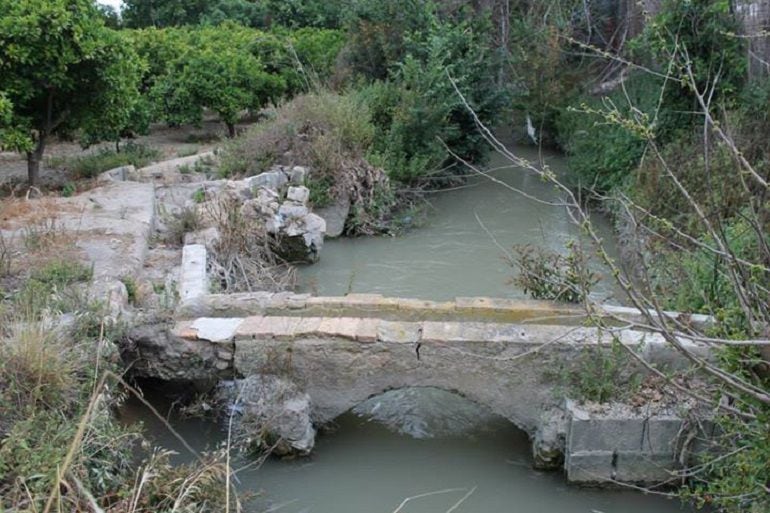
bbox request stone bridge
[128,282,713,485]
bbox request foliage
[220,91,375,178]
[342,0,435,80]
[0,92,32,153]
[148,23,285,137]
[205,195,297,292]
[512,242,597,303]
[123,0,345,29]
[123,0,213,28]
[357,11,507,184]
[630,0,747,106]
[558,339,643,404]
[49,143,161,180]
[285,27,346,84]
[220,91,396,234]
[556,73,675,192]
[0,0,143,184]
[506,0,584,142]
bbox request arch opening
[336,386,529,440]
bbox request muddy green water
[122,387,689,513]
[298,142,623,303]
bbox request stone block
[278,203,309,219]
[249,170,288,191]
[356,318,380,343]
[288,166,308,185]
[319,317,360,340]
[377,321,421,344]
[287,186,310,204]
[180,244,208,301]
[190,317,243,343]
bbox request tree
[0,0,143,185]
[123,0,211,28]
[149,25,285,137]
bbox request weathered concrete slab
[180,244,208,302]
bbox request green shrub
[562,340,643,404]
[555,73,669,192]
[50,143,160,179]
[512,243,597,304]
[31,260,93,287]
[219,91,375,178]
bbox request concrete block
[642,418,684,454]
[180,244,208,301]
[569,417,646,452]
[235,316,268,338]
[615,452,677,483]
[565,450,614,483]
[356,318,380,343]
[421,321,463,343]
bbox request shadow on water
[121,386,692,513]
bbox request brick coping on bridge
[172,313,709,368]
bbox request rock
[98,164,135,184]
[278,203,309,219]
[288,166,308,185]
[249,170,288,192]
[286,186,310,204]
[315,194,350,238]
[304,213,326,234]
[532,408,567,470]
[184,227,220,248]
[225,375,316,457]
[223,179,254,200]
[90,279,130,321]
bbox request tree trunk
[226,122,236,138]
[26,136,46,187]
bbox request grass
[48,143,161,180]
[0,247,236,512]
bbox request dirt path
[0,118,254,188]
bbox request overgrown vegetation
[0,241,234,511]
[220,91,396,235]
[512,243,597,303]
[48,143,161,180]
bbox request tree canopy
[0,0,143,184]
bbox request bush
[219,91,394,234]
[555,73,670,192]
[359,16,506,184]
[512,243,597,304]
[50,143,160,179]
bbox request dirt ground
[0,118,254,189]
